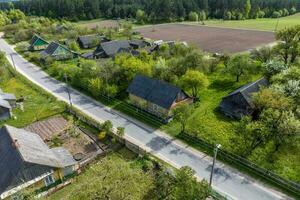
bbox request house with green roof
[29,34,49,51]
[40,42,79,61]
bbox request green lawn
[197,13,300,31]
[163,72,261,150]
[46,148,156,200]
[0,68,65,128]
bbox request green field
[197,13,300,31]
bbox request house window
[44,175,55,187]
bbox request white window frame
[44,175,55,187]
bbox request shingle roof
[98,40,131,57]
[127,75,187,109]
[226,78,268,105]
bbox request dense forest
[0,0,299,22]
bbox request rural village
[0,0,299,200]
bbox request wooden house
[219,78,268,119]
[77,35,110,49]
[0,125,78,199]
[94,40,131,58]
[127,75,193,120]
[29,35,49,51]
[40,42,78,61]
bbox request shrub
[282,8,289,16]
[223,11,232,20]
[188,12,198,21]
[98,131,106,140]
[263,60,287,78]
[290,7,297,14]
[272,11,281,18]
[257,10,265,18]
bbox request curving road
[0,36,292,200]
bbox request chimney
[12,139,20,149]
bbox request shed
[127,75,193,119]
[219,78,268,119]
[29,34,49,51]
[41,42,79,61]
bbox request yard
[136,24,275,53]
[0,68,65,128]
[45,148,156,200]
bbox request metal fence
[179,133,300,197]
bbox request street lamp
[64,73,73,109]
[209,144,221,186]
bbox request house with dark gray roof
[41,42,79,61]
[28,34,49,51]
[0,125,78,199]
[219,78,268,119]
[127,75,193,120]
[129,39,150,49]
[77,35,110,49]
[94,40,132,58]
[0,90,16,121]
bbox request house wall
[33,45,48,51]
[128,94,170,118]
[53,47,75,60]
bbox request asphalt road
[0,37,292,200]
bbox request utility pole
[274,18,280,32]
[64,73,73,109]
[209,144,221,186]
[10,53,16,71]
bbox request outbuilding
[219,78,268,119]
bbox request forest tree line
[0,0,299,22]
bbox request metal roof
[0,99,11,109]
[127,75,187,109]
[51,147,77,167]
